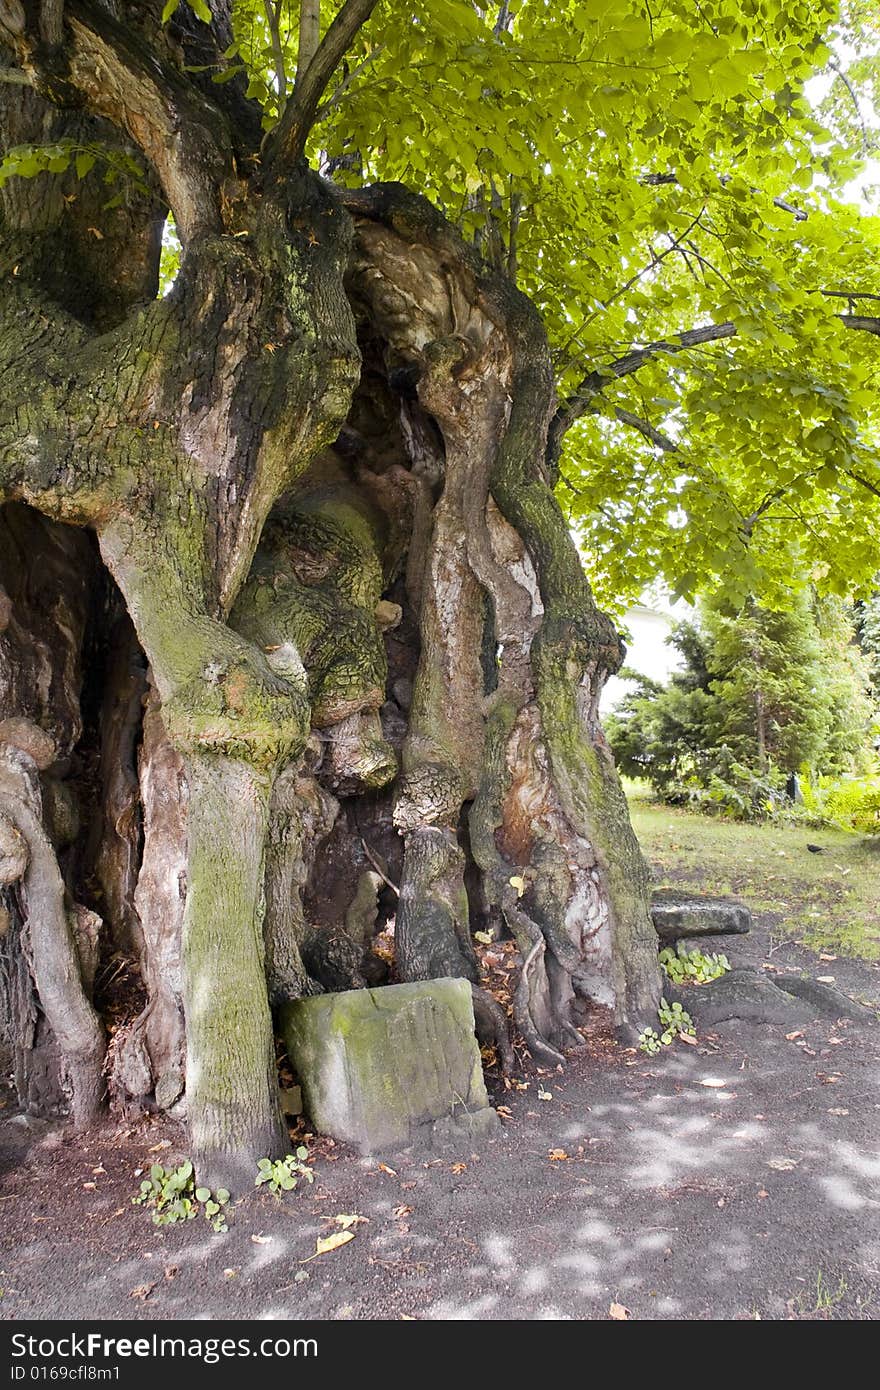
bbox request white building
[601,596,689,711]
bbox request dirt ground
[1,908,878,1322]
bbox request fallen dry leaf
[767,1156,799,1171]
[377,1162,397,1177]
[129,1283,156,1301]
[609,1302,630,1320]
[538,1086,553,1101]
[313,1230,355,1257]
[548,1149,569,1161]
[332,1213,368,1230]
[819,953,837,961]
[251,1234,272,1245]
[148,1141,171,1152]
[678,1031,698,1046]
[450,1162,467,1174]
[496,1105,512,1119]
[699,1078,728,1088]
[392,1205,412,1219]
[757,1190,769,1199]
[164,1265,178,1281]
[785,1031,804,1041]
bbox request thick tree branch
[1,1,234,239]
[821,289,880,303]
[842,315,880,336]
[266,0,379,170]
[581,322,737,391]
[295,0,320,91]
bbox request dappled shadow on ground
[413,1023,879,1320]
[1,920,879,1320]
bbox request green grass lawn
[626,782,880,961]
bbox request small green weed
[133,1160,230,1232]
[639,999,696,1054]
[660,942,730,985]
[255,1148,313,1198]
[658,997,696,1041]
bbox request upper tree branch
[0,1,234,240]
[266,0,379,171]
[296,0,320,91]
[842,315,880,336]
[546,321,736,470]
[642,171,808,222]
[263,0,288,102]
[613,406,677,452]
[848,469,880,500]
[548,298,880,472]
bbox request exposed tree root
[471,983,515,1075]
[0,745,104,1127]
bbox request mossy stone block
[280,978,497,1153]
[651,889,751,942]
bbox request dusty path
[1,914,878,1322]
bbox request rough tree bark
[0,2,660,1187]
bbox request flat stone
[280,978,498,1154]
[279,1085,303,1116]
[651,888,751,942]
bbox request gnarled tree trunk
[0,3,659,1188]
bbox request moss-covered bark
[182,754,286,1187]
[342,186,661,1052]
[0,13,662,1182]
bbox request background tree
[607,590,874,804]
[855,591,880,711]
[0,0,877,1187]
